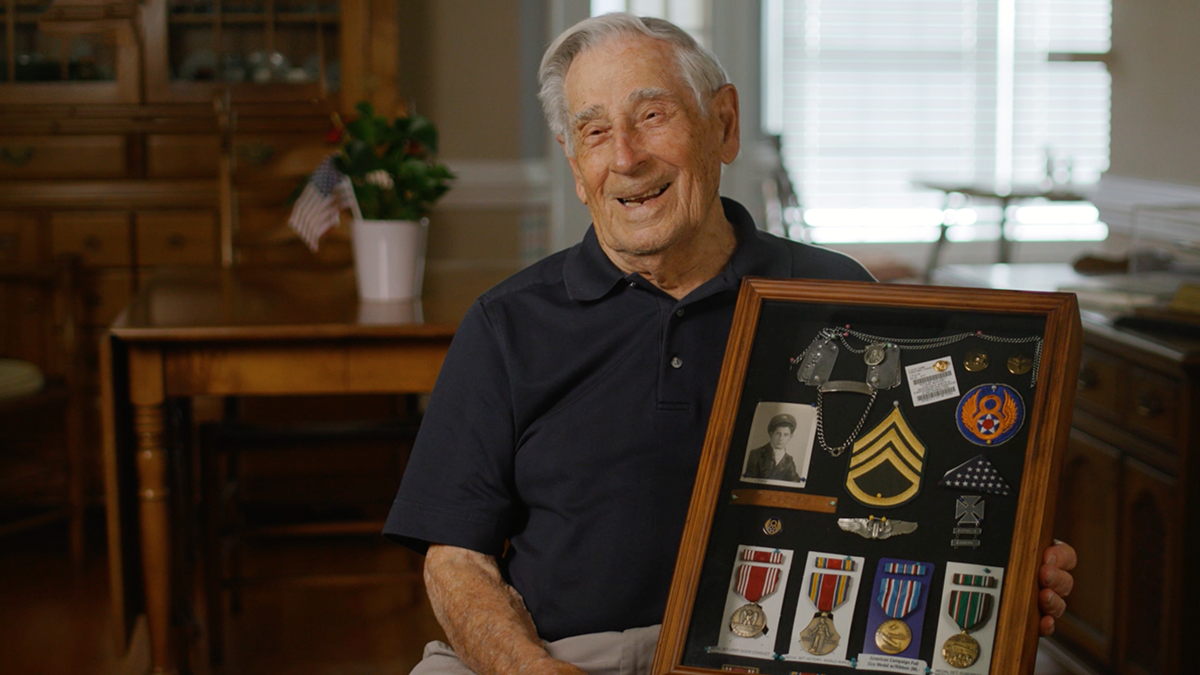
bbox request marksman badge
[799,570,853,655]
[955,383,1024,446]
[845,404,925,507]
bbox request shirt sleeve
[383,298,517,556]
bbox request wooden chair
[0,256,86,563]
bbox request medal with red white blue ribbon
[874,577,923,654]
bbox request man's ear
[558,135,589,205]
[712,84,740,165]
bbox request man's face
[770,427,793,451]
[560,34,739,259]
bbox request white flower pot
[352,218,428,301]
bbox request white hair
[537,12,729,154]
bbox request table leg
[135,400,176,674]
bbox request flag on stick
[288,156,356,251]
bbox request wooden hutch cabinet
[933,265,1199,675]
[0,0,398,502]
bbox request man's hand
[424,545,588,675]
[1037,540,1077,636]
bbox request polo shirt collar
[563,197,790,302]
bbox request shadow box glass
[653,278,1082,675]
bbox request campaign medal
[874,575,924,654]
[941,586,995,668]
[799,571,853,655]
[729,550,784,638]
[956,383,1024,446]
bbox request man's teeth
[618,185,668,205]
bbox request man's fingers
[1039,614,1057,637]
[1039,587,1066,620]
[1044,540,1078,571]
[1040,562,1074,598]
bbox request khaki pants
[410,624,661,675]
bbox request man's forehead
[564,36,686,117]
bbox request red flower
[324,127,344,144]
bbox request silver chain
[814,388,878,456]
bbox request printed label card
[781,550,864,667]
[710,545,794,659]
[931,562,1006,675]
[906,356,960,407]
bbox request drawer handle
[237,143,276,166]
[0,146,34,167]
[83,235,103,252]
[167,233,186,248]
[1078,368,1098,390]
[1135,394,1163,419]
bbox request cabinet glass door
[3,0,117,83]
[157,0,339,99]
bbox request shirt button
[670,356,683,369]
[676,308,685,317]
[629,281,637,288]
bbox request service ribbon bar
[815,557,856,571]
[741,549,785,565]
[884,562,927,576]
[736,565,780,603]
[952,573,998,588]
[947,590,994,633]
[877,578,923,619]
[809,572,853,612]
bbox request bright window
[765,0,1112,244]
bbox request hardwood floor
[0,513,1087,675]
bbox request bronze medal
[1007,354,1032,375]
[875,618,912,655]
[963,350,989,372]
[941,631,981,668]
[798,612,840,655]
[729,603,768,638]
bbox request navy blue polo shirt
[384,198,872,642]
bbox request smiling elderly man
[384,13,1076,675]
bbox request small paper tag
[906,357,960,407]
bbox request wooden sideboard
[933,264,1198,675]
[1,0,400,508]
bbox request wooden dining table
[101,267,458,673]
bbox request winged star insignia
[845,405,925,507]
[955,383,1024,446]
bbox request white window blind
[767,0,1111,244]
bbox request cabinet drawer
[232,134,328,183]
[82,270,134,328]
[136,212,218,267]
[51,214,132,267]
[0,136,127,179]
[146,135,220,178]
[1076,347,1122,419]
[1124,366,1183,450]
[0,215,40,265]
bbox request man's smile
[616,183,670,206]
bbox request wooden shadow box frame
[653,278,1082,675]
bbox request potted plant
[291,101,454,301]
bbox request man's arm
[424,544,587,675]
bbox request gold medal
[798,612,840,655]
[963,350,989,372]
[875,618,912,654]
[941,631,981,668]
[1007,354,1032,375]
[729,602,768,638]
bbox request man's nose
[611,125,648,174]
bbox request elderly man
[385,13,1076,675]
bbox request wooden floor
[1,513,1089,675]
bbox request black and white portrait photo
[741,402,816,488]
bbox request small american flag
[288,156,355,251]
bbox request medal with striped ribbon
[798,572,853,655]
[941,588,994,668]
[874,577,923,654]
[728,564,781,638]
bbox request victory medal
[799,565,854,655]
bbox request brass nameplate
[729,489,838,513]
